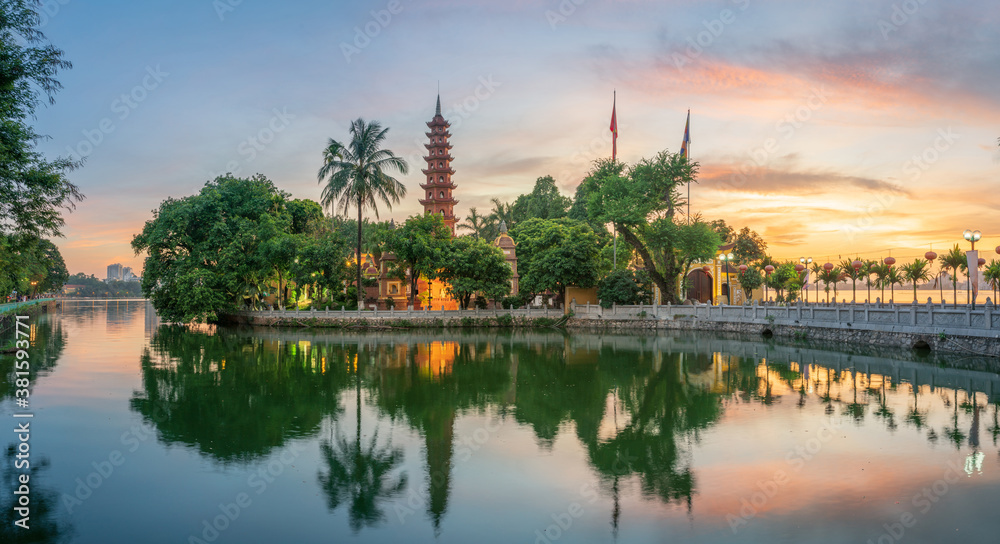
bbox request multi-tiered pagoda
[419,95,458,235]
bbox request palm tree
[870,263,890,303]
[488,197,515,231]
[885,265,903,304]
[318,119,408,308]
[901,259,933,303]
[839,259,863,302]
[938,245,967,308]
[984,261,1000,304]
[458,207,495,239]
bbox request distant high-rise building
[123,266,136,282]
[107,263,124,282]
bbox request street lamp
[962,229,982,307]
[719,253,735,305]
[925,251,938,304]
[963,229,982,250]
[799,257,813,302]
[764,265,774,304]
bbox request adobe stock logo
[65,65,169,161]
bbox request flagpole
[686,109,691,225]
[611,90,618,267]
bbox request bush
[384,297,396,310]
[474,296,489,310]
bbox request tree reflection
[0,446,70,544]
[1,318,65,403]
[130,326,349,462]
[317,343,407,532]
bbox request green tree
[983,260,1000,304]
[735,265,764,303]
[0,2,84,239]
[901,259,933,303]
[582,152,703,303]
[869,262,891,303]
[838,259,864,302]
[318,119,408,308]
[709,219,734,243]
[765,262,803,303]
[290,228,352,308]
[731,227,767,264]
[938,245,967,307]
[597,269,652,308]
[132,174,296,322]
[438,236,512,309]
[511,218,600,304]
[386,214,452,308]
[885,265,903,303]
[520,175,571,220]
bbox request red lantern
[702,265,711,273]
[884,257,896,267]
[978,258,986,267]
[823,262,833,271]
[925,251,937,262]
[764,265,774,274]
[738,264,748,273]
[795,264,805,273]
[996,246,1000,255]
[852,260,862,270]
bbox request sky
[29,0,1000,278]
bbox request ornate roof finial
[499,220,508,234]
[435,92,441,117]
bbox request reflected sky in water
[2,300,999,543]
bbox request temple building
[420,95,458,235]
[365,95,518,310]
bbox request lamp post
[764,265,774,304]
[884,257,896,304]
[925,251,938,305]
[719,253,734,305]
[852,259,863,303]
[794,263,805,304]
[799,257,813,303]
[963,229,982,307]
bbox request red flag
[680,109,691,159]
[610,91,618,160]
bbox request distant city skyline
[32,0,1000,277]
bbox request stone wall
[565,315,1000,358]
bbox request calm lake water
[3,300,1000,543]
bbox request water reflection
[0,316,70,544]
[130,326,1000,538]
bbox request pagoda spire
[419,94,458,234]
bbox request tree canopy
[131,174,300,322]
[386,214,453,307]
[0,1,83,239]
[582,151,720,303]
[511,218,599,302]
[438,236,512,309]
